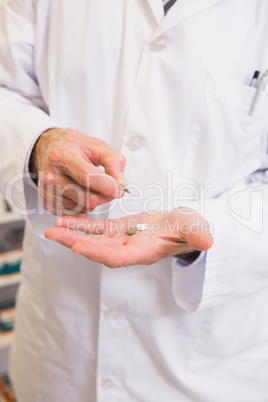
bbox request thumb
[186,230,214,251]
[102,153,128,186]
[185,219,214,251]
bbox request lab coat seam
[117,45,152,155]
[188,309,203,374]
[181,73,210,176]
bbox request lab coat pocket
[189,289,268,374]
[182,72,268,194]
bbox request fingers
[83,139,127,186]
[62,159,124,198]
[60,135,127,193]
[39,171,122,216]
[55,216,129,238]
[41,191,113,216]
[45,227,91,248]
[102,157,127,186]
[55,216,106,235]
[35,129,128,216]
[45,227,124,249]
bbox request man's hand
[29,128,127,216]
[45,209,214,268]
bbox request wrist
[174,250,201,261]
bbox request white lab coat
[0,0,268,401]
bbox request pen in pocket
[248,69,268,116]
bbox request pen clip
[249,70,260,88]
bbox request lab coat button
[104,308,120,319]
[125,135,147,151]
[149,38,166,52]
[101,379,114,389]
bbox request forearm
[0,87,56,211]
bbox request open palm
[45,210,213,268]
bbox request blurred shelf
[0,332,13,350]
[0,213,23,226]
[0,274,21,289]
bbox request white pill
[136,223,149,231]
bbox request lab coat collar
[145,0,165,25]
[146,0,225,36]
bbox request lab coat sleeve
[172,165,268,313]
[0,1,58,230]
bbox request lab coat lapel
[156,0,226,35]
[145,0,165,25]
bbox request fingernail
[114,186,124,198]
[117,172,128,186]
